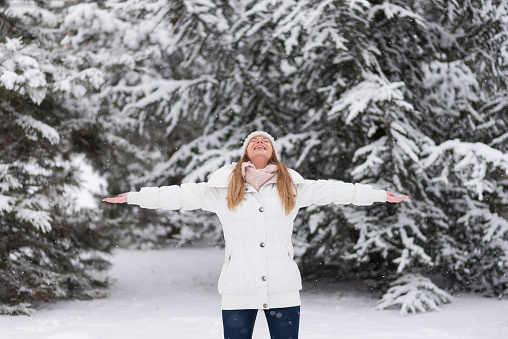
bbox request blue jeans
[222,306,300,339]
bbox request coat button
[259,207,264,212]
[260,242,265,248]
[263,303,269,309]
[261,276,267,281]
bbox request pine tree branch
[236,63,288,134]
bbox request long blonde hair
[227,151,296,215]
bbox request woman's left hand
[386,192,409,203]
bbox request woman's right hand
[102,193,128,204]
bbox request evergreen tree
[0,2,112,315]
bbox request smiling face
[246,136,274,168]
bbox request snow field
[0,246,507,339]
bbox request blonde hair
[227,151,296,215]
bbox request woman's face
[246,136,273,163]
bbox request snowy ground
[1,246,508,339]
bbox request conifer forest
[0,0,507,317]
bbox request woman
[104,131,408,339]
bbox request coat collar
[207,163,305,188]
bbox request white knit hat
[241,131,278,158]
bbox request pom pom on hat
[241,131,278,158]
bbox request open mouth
[254,145,266,150]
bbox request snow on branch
[0,194,13,215]
[274,0,332,55]
[53,67,105,98]
[183,0,229,32]
[0,38,48,105]
[367,2,427,28]
[490,132,508,147]
[276,131,321,168]
[483,212,508,244]
[422,139,508,200]
[303,22,348,58]
[243,0,352,57]
[345,208,392,262]
[393,226,432,273]
[15,208,52,233]
[348,0,371,11]
[0,303,34,316]
[351,137,389,180]
[0,164,22,193]
[116,76,215,116]
[390,121,423,164]
[327,72,413,124]
[15,115,60,145]
[457,199,508,244]
[422,60,480,115]
[376,274,453,316]
[62,3,128,48]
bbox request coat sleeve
[126,183,220,212]
[295,179,387,208]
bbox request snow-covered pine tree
[410,0,508,299]
[286,0,508,311]
[0,2,112,315]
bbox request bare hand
[386,192,409,203]
[103,193,128,204]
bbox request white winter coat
[126,164,387,310]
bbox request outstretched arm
[102,184,219,212]
[386,192,409,203]
[103,193,128,204]
[296,180,409,208]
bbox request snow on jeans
[222,306,300,339]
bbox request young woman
[103,131,408,339]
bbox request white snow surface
[1,246,507,339]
